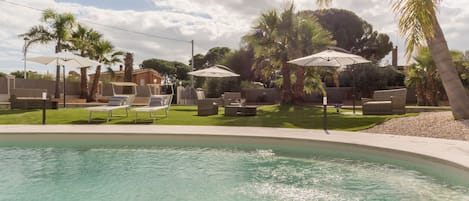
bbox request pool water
[0,145,468,201]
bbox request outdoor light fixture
[42,92,47,125]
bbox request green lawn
[0,105,414,131]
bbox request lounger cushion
[149,97,164,106]
[108,96,128,106]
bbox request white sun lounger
[132,95,172,123]
[85,96,130,123]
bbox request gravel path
[364,111,469,141]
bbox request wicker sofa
[222,92,241,106]
[10,88,58,109]
[361,88,407,115]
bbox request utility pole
[191,40,194,88]
[23,37,29,79]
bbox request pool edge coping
[1,124,468,170]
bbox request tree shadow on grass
[0,109,39,115]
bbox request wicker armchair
[362,88,407,115]
[196,90,219,116]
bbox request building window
[140,79,145,86]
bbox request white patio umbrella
[288,49,370,67]
[26,52,102,107]
[188,65,240,78]
[288,49,371,114]
[26,52,102,67]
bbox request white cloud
[0,0,468,74]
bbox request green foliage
[339,65,405,97]
[221,47,255,81]
[10,71,53,80]
[204,47,231,66]
[0,72,6,77]
[142,58,176,75]
[205,78,241,98]
[392,0,438,60]
[307,8,393,62]
[67,70,81,82]
[406,47,469,106]
[189,54,206,70]
[189,47,232,71]
[243,4,335,104]
[141,58,190,80]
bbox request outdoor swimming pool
[1,137,468,201]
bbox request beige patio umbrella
[288,49,371,114]
[188,65,240,78]
[288,49,370,67]
[26,52,102,107]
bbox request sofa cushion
[363,100,391,105]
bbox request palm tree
[69,24,103,99]
[292,12,334,102]
[316,0,469,119]
[244,4,334,104]
[20,9,75,98]
[243,6,297,104]
[87,40,124,102]
[406,47,442,106]
[123,52,134,94]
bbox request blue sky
[1,0,469,76]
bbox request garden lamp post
[23,37,30,79]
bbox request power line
[0,0,43,11]
[0,0,191,43]
[80,20,191,43]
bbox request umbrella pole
[352,67,356,114]
[63,65,66,108]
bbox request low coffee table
[224,105,257,116]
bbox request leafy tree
[0,72,6,77]
[188,47,235,90]
[189,54,206,70]
[141,59,190,80]
[141,59,176,75]
[222,46,255,81]
[306,8,393,62]
[204,47,231,66]
[453,50,469,89]
[10,71,53,80]
[173,62,191,80]
[316,0,469,119]
[339,65,404,98]
[20,8,76,98]
[67,70,81,82]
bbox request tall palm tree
[87,40,124,102]
[20,9,75,98]
[406,47,442,106]
[122,52,134,94]
[244,4,334,104]
[292,12,334,102]
[316,0,469,119]
[243,6,296,104]
[69,24,103,99]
